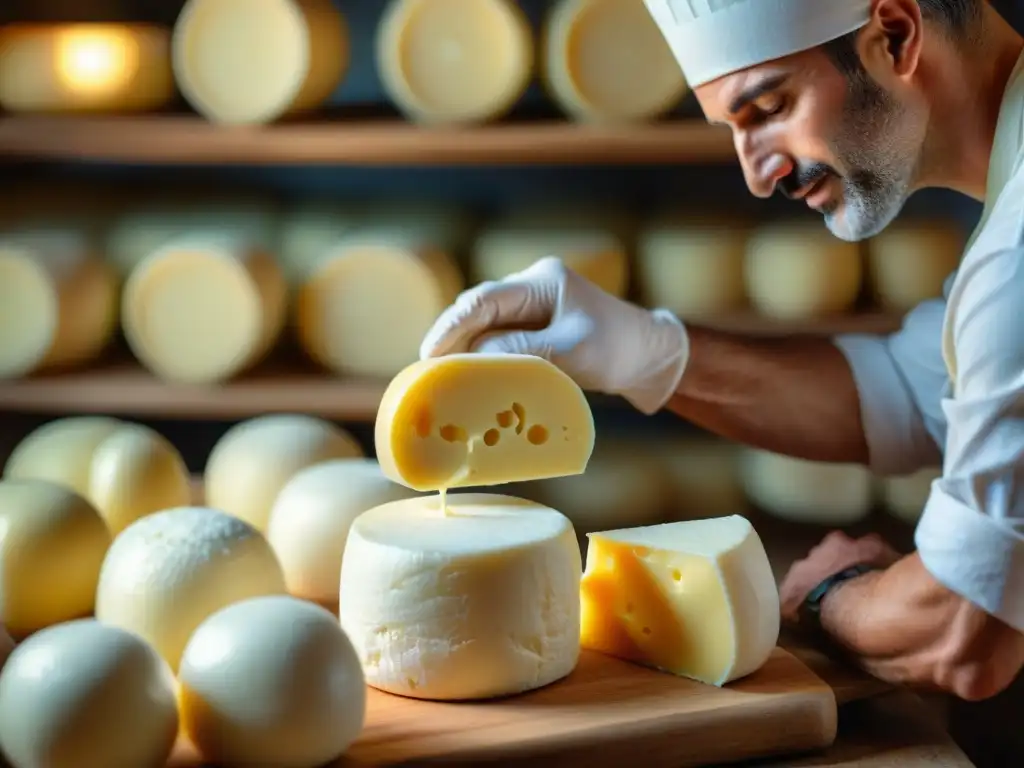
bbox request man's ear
[857,0,924,82]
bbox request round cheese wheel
[867,221,963,311]
[377,0,534,125]
[277,203,363,286]
[121,234,287,383]
[0,625,13,671]
[739,448,872,525]
[657,437,748,519]
[878,466,941,525]
[0,619,178,768]
[0,231,118,379]
[0,479,111,639]
[542,0,687,123]
[266,458,419,607]
[205,414,363,532]
[635,216,749,318]
[3,416,122,498]
[179,596,365,767]
[745,223,863,319]
[94,506,287,671]
[88,423,191,535]
[339,493,582,700]
[295,227,464,378]
[0,23,174,113]
[173,0,349,125]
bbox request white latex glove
[419,257,690,415]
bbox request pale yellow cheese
[657,437,748,519]
[581,516,779,686]
[877,466,941,525]
[375,353,596,491]
[277,202,363,286]
[0,230,119,378]
[867,221,963,311]
[0,23,174,113]
[0,479,112,639]
[542,0,687,123]
[339,493,582,700]
[377,0,534,125]
[173,0,349,125]
[121,233,287,383]
[636,216,749,318]
[745,223,863,319]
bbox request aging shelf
[0,116,736,166]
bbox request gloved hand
[419,256,690,415]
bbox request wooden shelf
[698,310,902,336]
[0,116,736,166]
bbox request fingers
[473,312,594,358]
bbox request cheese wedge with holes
[580,515,779,686]
[375,354,596,491]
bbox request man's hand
[780,531,901,623]
[419,257,689,415]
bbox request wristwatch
[800,563,879,626]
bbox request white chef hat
[644,0,872,88]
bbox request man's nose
[739,143,793,199]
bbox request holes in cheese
[0,23,174,113]
[542,0,687,124]
[0,479,112,639]
[0,620,179,768]
[121,233,287,384]
[179,596,366,767]
[339,493,582,700]
[866,220,963,311]
[0,231,119,379]
[173,0,349,125]
[581,515,780,686]
[375,353,596,491]
[877,466,940,525]
[745,223,863,319]
[377,0,534,125]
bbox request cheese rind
[339,493,582,700]
[581,515,779,686]
[375,353,596,491]
[179,596,365,767]
[0,619,179,768]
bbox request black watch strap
[801,563,879,623]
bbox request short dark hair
[823,0,981,76]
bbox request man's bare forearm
[666,326,869,464]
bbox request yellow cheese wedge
[542,0,687,123]
[376,0,534,125]
[0,23,174,113]
[173,0,349,125]
[866,220,963,311]
[580,516,780,686]
[375,354,596,491]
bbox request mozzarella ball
[3,416,122,497]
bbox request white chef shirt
[833,50,1024,632]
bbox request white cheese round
[739,449,873,525]
[178,596,365,767]
[0,479,111,639]
[173,0,349,125]
[266,458,419,607]
[377,0,534,125]
[205,414,363,532]
[657,437,748,519]
[94,506,287,671]
[3,416,123,498]
[0,619,178,768]
[878,466,941,525]
[745,223,863,319]
[339,493,582,700]
[866,221,963,311]
[0,625,13,671]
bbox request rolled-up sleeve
[832,299,948,475]
[915,247,1024,632]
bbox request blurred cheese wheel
[542,0,686,123]
[205,414,363,532]
[88,423,192,535]
[95,506,287,671]
[745,223,863,319]
[0,230,118,379]
[0,620,179,768]
[121,234,287,383]
[266,458,419,607]
[878,466,941,525]
[658,437,748,519]
[3,416,123,498]
[867,221,963,310]
[635,216,748,318]
[377,0,533,125]
[0,479,111,639]
[739,448,872,525]
[0,625,13,671]
[179,596,365,767]
[277,203,363,285]
[173,0,349,125]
